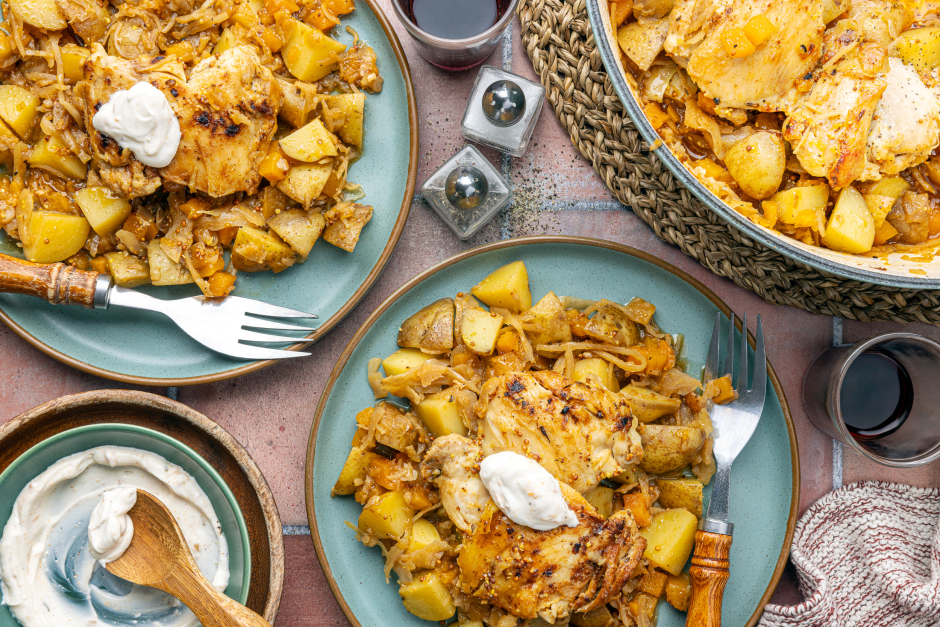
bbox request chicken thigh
[422,435,490,533]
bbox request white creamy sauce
[479,451,579,531]
[92,82,181,168]
[0,446,229,627]
[88,487,137,565]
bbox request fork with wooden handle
[685,312,766,627]
[0,252,318,360]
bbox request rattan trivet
[517,0,940,325]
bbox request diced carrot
[406,485,434,510]
[206,271,236,297]
[261,27,283,52]
[873,220,899,246]
[217,226,239,246]
[180,197,211,218]
[324,0,354,15]
[743,14,776,46]
[306,1,340,30]
[929,208,940,238]
[665,572,692,611]
[705,375,736,404]
[628,593,658,619]
[259,145,290,182]
[643,101,670,130]
[611,0,632,26]
[638,569,669,597]
[368,456,401,491]
[90,256,110,275]
[694,158,734,186]
[621,493,652,527]
[722,27,756,58]
[496,329,521,354]
[265,0,298,16]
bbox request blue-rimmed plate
[0,0,418,385]
[306,236,800,627]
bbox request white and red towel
[758,482,940,627]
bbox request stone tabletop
[3,4,940,624]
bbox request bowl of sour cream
[0,422,251,627]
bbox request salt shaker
[461,66,546,157]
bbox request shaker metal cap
[461,66,546,157]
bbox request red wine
[840,350,913,440]
[403,0,508,39]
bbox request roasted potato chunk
[584,302,639,347]
[231,226,298,273]
[639,424,706,473]
[323,202,373,252]
[620,385,681,422]
[267,209,325,257]
[397,298,455,354]
[724,131,785,200]
[641,509,698,576]
[519,291,572,346]
[471,260,532,313]
[656,478,704,517]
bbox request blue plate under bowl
[306,236,800,627]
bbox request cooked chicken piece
[456,484,645,623]
[477,371,642,494]
[846,0,912,47]
[422,435,490,533]
[866,58,940,177]
[82,45,280,199]
[665,0,830,120]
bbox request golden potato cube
[617,18,669,71]
[620,385,681,423]
[460,308,503,355]
[277,162,332,207]
[267,209,326,257]
[60,45,89,83]
[583,486,614,518]
[148,239,195,285]
[573,357,619,391]
[332,447,378,496]
[0,33,13,64]
[640,508,698,576]
[415,391,467,438]
[104,251,151,287]
[471,260,532,313]
[0,118,19,153]
[323,202,373,252]
[770,183,828,229]
[639,424,706,474]
[408,519,441,552]
[892,27,940,70]
[382,347,434,376]
[656,478,704,517]
[75,187,132,237]
[23,212,90,263]
[10,0,65,31]
[27,134,86,179]
[0,85,39,139]
[358,490,415,540]
[281,20,347,82]
[231,226,297,273]
[326,93,365,147]
[821,186,874,254]
[214,27,238,55]
[724,131,785,200]
[520,290,571,346]
[279,118,338,162]
[864,194,896,230]
[399,571,456,621]
[860,176,909,200]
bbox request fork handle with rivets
[0,253,104,308]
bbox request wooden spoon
[105,489,271,627]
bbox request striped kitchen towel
[758,482,940,627]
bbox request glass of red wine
[802,332,940,467]
[390,0,519,70]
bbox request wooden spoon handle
[685,530,733,627]
[0,253,100,308]
[163,563,272,627]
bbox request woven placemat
[517,0,940,325]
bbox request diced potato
[10,0,66,31]
[281,19,347,82]
[471,261,532,313]
[0,117,17,154]
[584,486,614,518]
[620,385,681,423]
[74,187,132,237]
[863,194,895,229]
[633,0,673,18]
[23,212,90,263]
[0,86,39,139]
[322,202,372,252]
[399,571,456,621]
[622,492,652,527]
[665,572,692,611]
[766,183,828,231]
[584,302,640,347]
[231,226,297,273]
[641,508,698,575]
[214,26,238,55]
[326,93,365,147]
[821,186,874,254]
[892,27,940,70]
[60,45,89,83]
[332,447,378,495]
[822,0,845,23]
[638,569,669,597]
[617,17,669,71]
[267,208,326,257]
[148,239,195,285]
[27,134,86,179]
[519,291,571,346]
[656,478,704,517]
[279,118,338,162]
[277,78,318,128]
[573,357,619,392]
[859,176,909,200]
[408,519,441,552]
[415,391,467,438]
[398,298,454,353]
[276,161,333,207]
[382,347,434,376]
[724,132,785,200]
[104,251,151,287]
[639,424,705,474]
[460,308,503,355]
[359,490,415,540]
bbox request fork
[0,253,317,360]
[685,312,766,627]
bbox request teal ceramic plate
[0,423,251,627]
[0,0,417,385]
[306,236,800,627]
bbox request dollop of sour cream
[88,487,137,565]
[92,82,181,168]
[479,451,579,531]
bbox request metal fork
[0,254,317,360]
[685,312,766,627]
